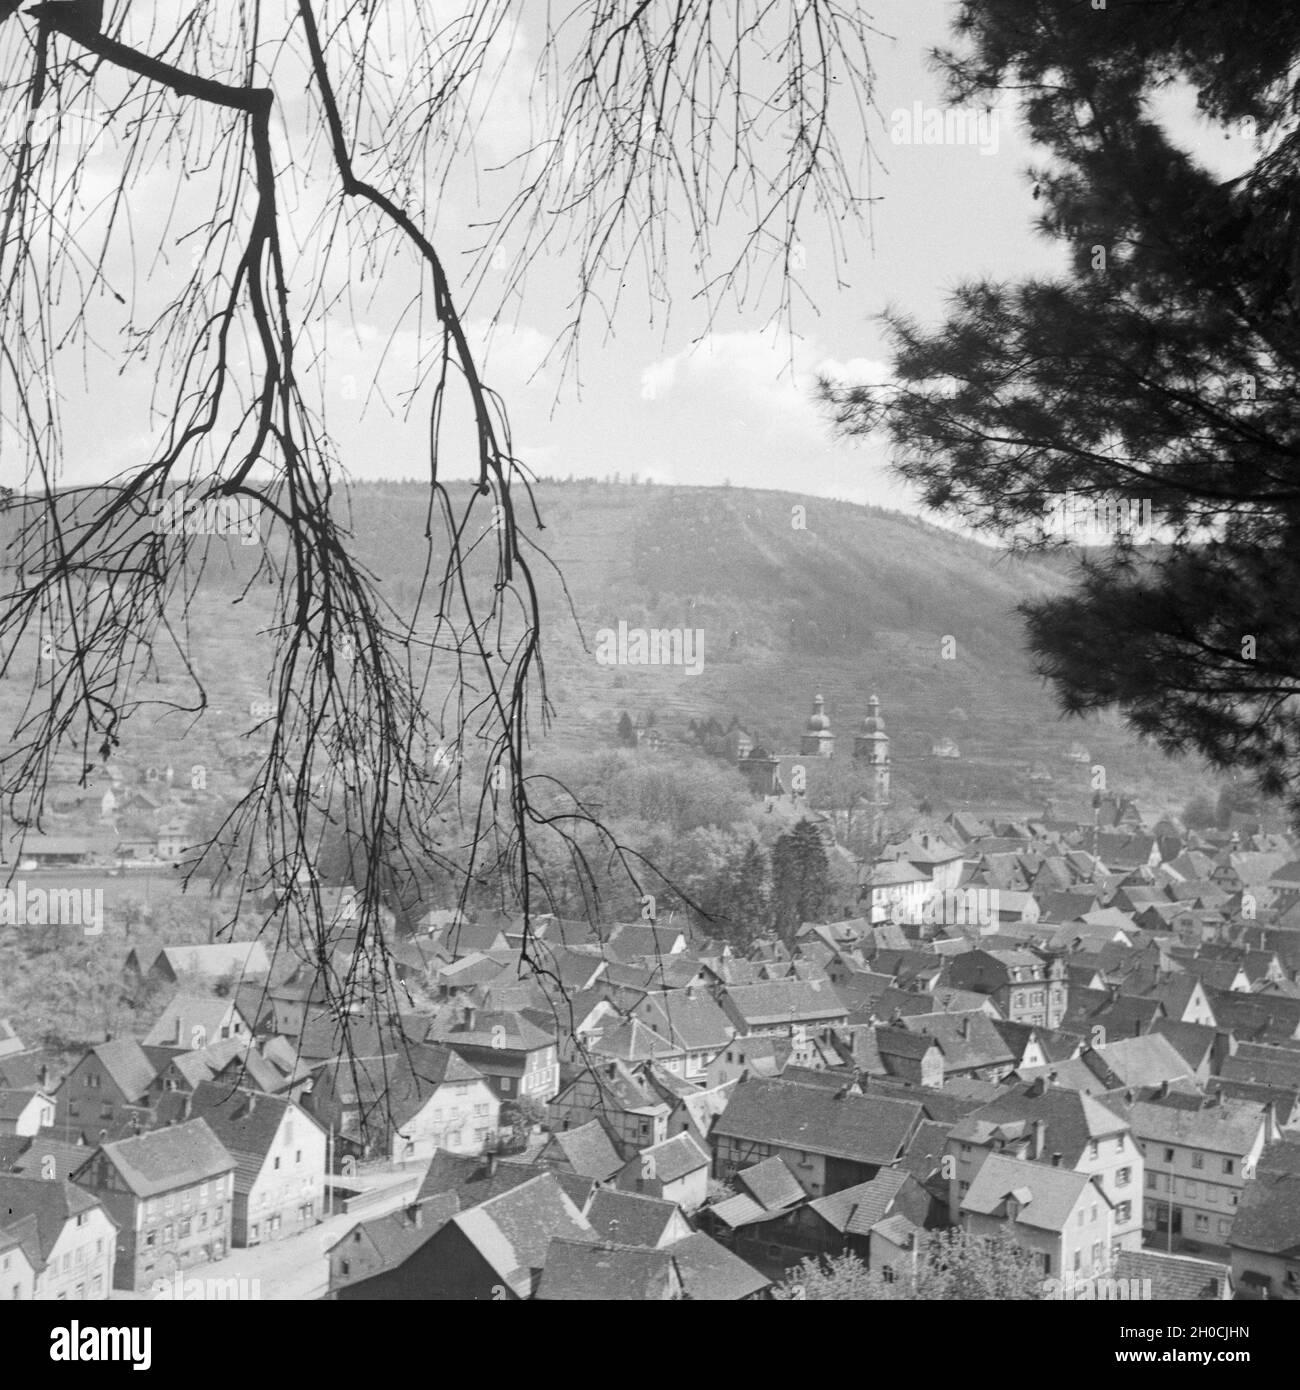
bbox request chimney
[1156,1080,1169,1101]
[1047,1070,1058,1088]
[462,1003,476,1032]
[960,1017,970,1041]
[1033,1117,1045,1160]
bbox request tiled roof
[808,1167,912,1235]
[535,1237,676,1300]
[329,1192,461,1288]
[710,1077,921,1165]
[87,1117,235,1196]
[632,1132,708,1184]
[83,1038,156,1103]
[1227,1169,1300,1256]
[666,1230,769,1300]
[962,1153,1098,1233]
[584,1188,682,1247]
[736,1154,806,1212]
[0,1174,110,1264]
[156,943,271,979]
[1093,1034,1193,1088]
[540,1119,625,1182]
[721,979,847,1026]
[453,1174,597,1297]
[1128,1098,1267,1156]
[635,993,733,1052]
[1114,1249,1231,1299]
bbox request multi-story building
[961,1152,1116,1281]
[1132,1096,1279,1254]
[947,948,1068,1029]
[53,1039,156,1146]
[946,1079,1143,1252]
[0,1175,118,1300]
[186,1083,327,1246]
[71,1117,236,1291]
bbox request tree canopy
[824,0,1300,815]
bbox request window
[251,1224,259,1241]
[1223,1158,1235,1176]
[960,1144,972,1158]
[199,1182,208,1203]
[1089,1141,1099,1159]
[1116,1167,1131,1186]
[1192,1152,1204,1170]
[1164,1148,1175,1163]
[95,1239,102,1255]
[1115,1201,1131,1223]
[1185,1181,1199,1199]
[274,1157,281,1170]
[1229,1192,1238,1208]
[1115,1136,1125,1152]
[882,1265,896,1283]
[179,1219,191,1238]
[296,1150,302,1165]
[959,1181,970,1195]
[1194,1213,1209,1232]
[163,1224,174,1243]
[1077,1211,1085,1228]
[144,1231,156,1248]
[1073,1250,1082,1272]
[473,1104,489,1117]
[92,1274,102,1297]
[1091,1205,1099,1223]
[199,1211,208,1230]
[1092,1242,1102,1266]
[1041,1253,1052,1275]
[341,1260,350,1277]
[1218,1219,1232,1236]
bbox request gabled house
[329,1172,597,1300]
[424,1007,561,1106]
[1228,1140,1300,1298]
[548,1060,671,1152]
[945,1079,1143,1250]
[125,942,272,989]
[946,949,1067,1029]
[305,1043,501,1165]
[0,1088,54,1137]
[709,1075,922,1198]
[53,1039,156,1146]
[961,1152,1116,1280]
[613,1132,710,1211]
[0,1175,118,1300]
[141,994,252,1050]
[719,980,848,1038]
[70,1117,236,1290]
[186,1082,327,1246]
[1131,1095,1280,1254]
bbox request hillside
[0,480,1209,817]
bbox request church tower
[800,693,834,758]
[854,694,891,807]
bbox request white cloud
[639,328,887,439]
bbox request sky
[2,0,1255,520]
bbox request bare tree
[0,1,879,1135]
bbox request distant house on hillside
[125,942,271,989]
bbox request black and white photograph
[0,0,1293,1343]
